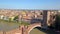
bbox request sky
[0,0,60,10]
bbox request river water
[0,22,19,31]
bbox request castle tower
[42,10,51,28]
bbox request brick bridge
[24,23,41,34]
[0,23,41,34]
[0,11,56,34]
[16,11,56,34]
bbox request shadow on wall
[36,27,57,34]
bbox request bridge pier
[20,25,29,34]
[19,25,27,34]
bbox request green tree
[48,14,60,30]
[54,14,60,31]
[13,15,19,22]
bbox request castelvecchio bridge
[0,10,56,34]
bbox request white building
[0,15,4,19]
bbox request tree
[54,14,60,31]
[48,14,60,31]
[13,15,19,22]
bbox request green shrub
[13,15,19,22]
[13,16,18,20]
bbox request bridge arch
[26,23,41,34]
[28,25,41,34]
